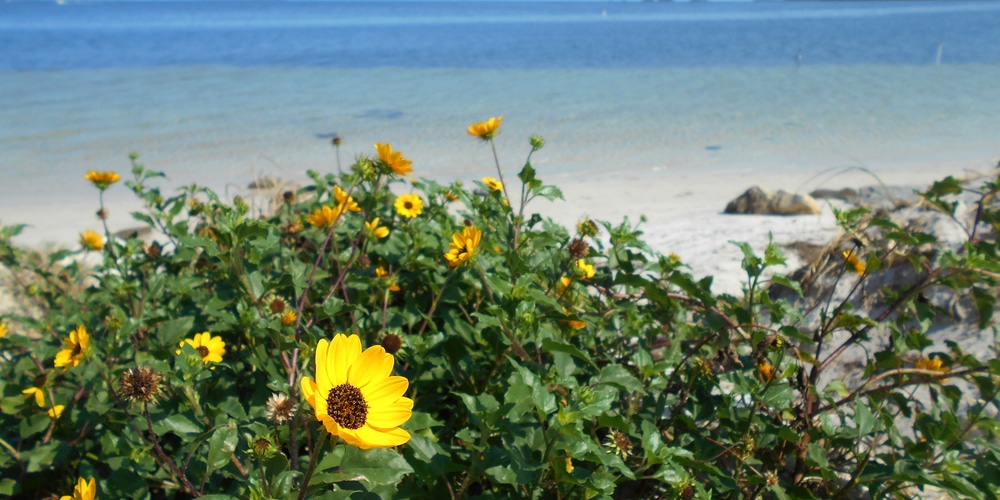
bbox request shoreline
[4,158,993,296]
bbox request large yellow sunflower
[54,325,90,369]
[374,143,413,176]
[467,116,503,140]
[444,225,482,268]
[60,477,96,500]
[177,332,226,364]
[394,194,423,219]
[300,334,413,449]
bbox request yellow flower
[444,225,482,268]
[565,457,575,473]
[574,259,595,279]
[758,361,775,382]
[915,356,946,372]
[334,185,361,214]
[374,143,413,176]
[300,334,413,449]
[48,404,65,420]
[467,115,503,140]
[566,319,587,330]
[557,276,573,294]
[177,332,226,364]
[54,325,90,369]
[79,230,104,251]
[307,206,340,228]
[444,191,459,203]
[23,386,45,407]
[0,321,7,338]
[366,218,390,239]
[394,194,424,219]
[482,177,503,192]
[84,170,121,189]
[843,250,866,275]
[60,476,96,500]
[281,311,297,326]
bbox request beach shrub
[0,122,998,499]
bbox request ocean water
[2,1,1000,209]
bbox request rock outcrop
[724,186,821,215]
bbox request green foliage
[1,137,999,499]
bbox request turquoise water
[1,2,999,209]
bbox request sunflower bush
[1,120,999,499]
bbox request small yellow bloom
[307,206,340,228]
[573,259,595,279]
[79,230,104,251]
[300,334,413,449]
[843,250,866,275]
[48,404,65,420]
[915,356,946,372]
[60,476,96,500]
[565,457,575,473]
[84,170,121,189]
[758,361,775,382]
[566,320,587,330]
[557,276,573,294]
[374,143,413,176]
[444,191,459,203]
[482,177,503,192]
[23,386,45,407]
[334,185,361,214]
[0,321,7,338]
[54,325,90,369]
[177,331,226,364]
[444,225,482,268]
[366,218,390,239]
[467,115,503,140]
[281,311,297,326]
[394,193,424,219]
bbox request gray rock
[724,186,821,215]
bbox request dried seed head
[356,253,371,269]
[120,366,163,404]
[265,393,297,425]
[96,208,108,220]
[145,241,162,258]
[283,190,295,203]
[576,217,598,238]
[567,238,590,260]
[381,333,402,355]
[608,430,633,457]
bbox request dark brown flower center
[71,342,82,357]
[326,383,368,429]
[403,201,413,210]
[269,298,286,314]
[197,346,209,358]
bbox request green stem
[298,432,334,500]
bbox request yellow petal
[314,339,331,391]
[348,346,394,390]
[330,334,361,386]
[363,376,409,406]
[365,398,414,428]
[352,425,411,449]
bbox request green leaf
[853,402,875,436]
[160,414,203,435]
[205,422,239,475]
[542,338,597,369]
[156,316,196,346]
[330,447,414,486]
[597,365,646,394]
[972,287,995,328]
[247,271,265,301]
[761,384,794,409]
[482,272,513,297]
